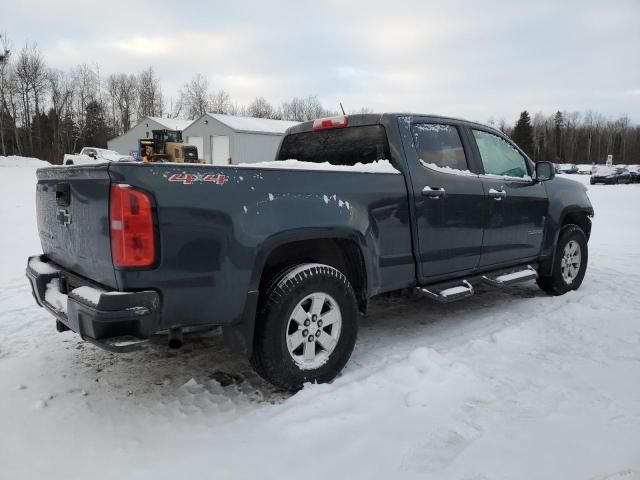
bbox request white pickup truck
[64,147,134,166]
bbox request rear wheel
[251,263,359,391]
[537,225,588,295]
[65,160,73,165]
[590,177,595,185]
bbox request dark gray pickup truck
[26,113,594,390]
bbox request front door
[468,128,549,267]
[403,119,486,281]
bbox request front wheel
[251,263,359,391]
[537,225,588,295]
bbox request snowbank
[236,159,400,174]
[0,171,639,479]
[0,155,50,168]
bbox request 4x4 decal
[168,173,228,185]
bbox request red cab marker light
[312,116,349,131]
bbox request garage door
[211,136,230,164]
[186,136,204,162]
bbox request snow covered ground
[0,157,639,480]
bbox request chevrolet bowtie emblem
[57,208,72,226]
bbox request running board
[416,280,474,303]
[482,265,538,288]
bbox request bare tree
[209,89,231,114]
[48,68,74,160]
[106,72,137,136]
[137,67,163,118]
[0,33,12,155]
[178,74,210,118]
[279,96,334,121]
[72,64,99,150]
[15,44,47,153]
[246,97,275,118]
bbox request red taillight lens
[312,115,349,131]
[110,184,155,268]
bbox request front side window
[473,130,529,178]
[411,123,468,171]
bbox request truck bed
[35,161,414,333]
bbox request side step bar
[416,280,474,303]
[482,265,538,288]
[415,265,538,303]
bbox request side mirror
[536,161,555,182]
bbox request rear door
[36,165,117,288]
[467,128,548,267]
[400,117,486,281]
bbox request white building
[182,113,299,164]
[107,117,194,157]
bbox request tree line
[502,110,639,165]
[0,38,342,163]
[1,35,638,165]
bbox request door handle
[422,186,446,198]
[488,188,507,200]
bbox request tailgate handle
[56,183,71,206]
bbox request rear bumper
[26,255,161,352]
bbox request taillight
[110,184,155,268]
[312,115,349,131]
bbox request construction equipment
[139,130,200,163]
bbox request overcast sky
[4,0,640,123]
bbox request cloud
[4,0,640,122]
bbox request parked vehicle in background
[27,113,594,390]
[577,164,595,175]
[139,129,200,163]
[590,166,632,184]
[64,147,134,166]
[626,164,640,183]
[556,163,579,174]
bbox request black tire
[250,263,359,391]
[65,160,73,165]
[590,178,595,185]
[537,225,588,295]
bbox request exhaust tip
[168,328,183,349]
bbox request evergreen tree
[553,111,563,162]
[511,110,534,159]
[82,100,109,148]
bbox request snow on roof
[147,117,194,131]
[206,114,299,134]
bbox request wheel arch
[540,207,593,276]
[251,228,372,310]
[223,228,372,357]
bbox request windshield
[277,125,390,166]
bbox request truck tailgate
[36,165,117,288]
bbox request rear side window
[411,124,468,171]
[472,130,529,178]
[277,125,390,166]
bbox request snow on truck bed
[1,165,640,480]
[237,159,400,173]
